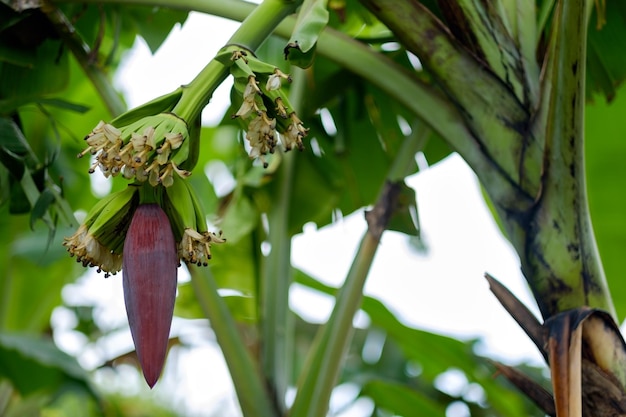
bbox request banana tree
[1,0,625,416]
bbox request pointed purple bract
[123,204,178,388]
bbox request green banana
[163,176,224,266]
[164,175,197,242]
[185,179,209,234]
[63,185,139,276]
[89,186,140,254]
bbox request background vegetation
[1,0,625,416]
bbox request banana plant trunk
[360,0,626,415]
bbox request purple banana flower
[123,204,178,388]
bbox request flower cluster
[179,228,226,266]
[63,224,123,276]
[78,114,190,187]
[230,56,308,167]
[63,185,139,276]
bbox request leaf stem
[189,266,275,417]
[172,0,300,122]
[289,124,429,417]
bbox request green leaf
[286,0,329,67]
[0,381,49,417]
[0,39,69,113]
[206,231,259,306]
[327,0,393,40]
[125,6,188,54]
[0,163,8,206]
[29,188,55,230]
[293,270,539,417]
[289,0,329,54]
[586,2,626,101]
[286,148,340,234]
[0,333,96,398]
[37,98,90,114]
[2,226,83,331]
[218,188,259,245]
[175,281,257,323]
[8,175,29,214]
[585,83,626,320]
[0,40,36,67]
[361,379,446,416]
[0,116,33,160]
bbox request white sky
[55,11,550,417]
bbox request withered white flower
[179,228,226,266]
[63,224,123,277]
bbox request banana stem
[171,0,300,122]
[290,232,379,417]
[289,124,428,417]
[260,152,294,412]
[189,266,275,417]
[526,0,615,319]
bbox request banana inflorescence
[78,113,191,187]
[123,203,179,388]
[220,48,309,167]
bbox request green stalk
[260,67,305,412]
[54,0,259,16]
[260,153,294,412]
[289,232,378,417]
[526,0,615,319]
[172,0,300,122]
[289,125,428,417]
[189,266,275,417]
[42,1,126,116]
